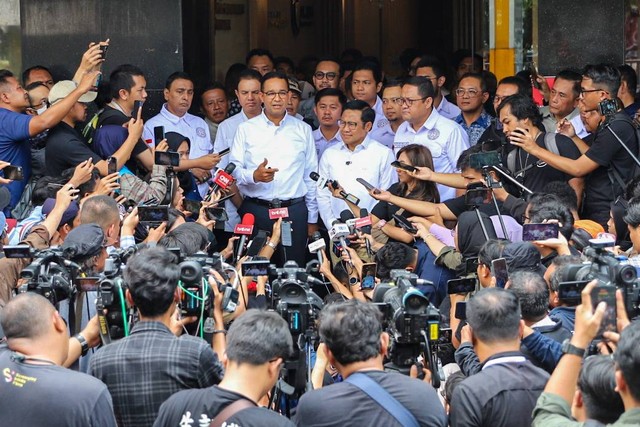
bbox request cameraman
[294,299,447,427]
[88,246,225,427]
[154,310,295,427]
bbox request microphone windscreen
[241,213,255,226]
[309,171,320,181]
[339,209,354,222]
[225,162,236,173]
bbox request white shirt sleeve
[229,123,256,186]
[446,124,471,172]
[303,126,319,223]
[316,152,335,226]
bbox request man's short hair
[246,48,274,65]
[382,78,404,93]
[467,288,521,343]
[165,71,193,90]
[615,322,640,401]
[618,64,638,97]
[528,193,575,240]
[498,75,531,98]
[158,222,210,255]
[343,99,375,126]
[22,65,51,86]
[352,60,382,84]
[109,64,145,100]
[543,181,578,213]
[236,68,262,87]
[458,72,487,92]
[374,242,415,280]
[555,69,583,99]
[0,69,15,88]
[624,201,640,228]
[415,55,446,78]
[0,293,55,340]
[200,81,227,105]
[316,56,341,74]
[508,271,549,322]
[225,310,293,365]
[582,64,621,97]
[319,299,383,365]
[496,94,544,129]
[579,355,625,424]
[124,247,180,317]
[260,71,288,91]
[79,195,120,230]
[314,87,347,108]
[403,76,435,100]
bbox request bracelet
[265,240,277,250]
[423,233,434,239]
[74,333,89,356]
[212,330,227,335]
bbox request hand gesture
[557,118,576,138]
[573,280,607,347]
[370,188,391,201]
[253,158,278,183]
[79,40,109,73]
[127,109,144,140]
[508,127,539,155]
[196,202,216,229]
[94,172,120,195]
[145,222,167,243]
[55,183,80,210]
[121,206,139,235]
[271,217,283,244]
[196,153,221,170]
[77,70,101,93]
[154,139,169,153]
[70,158,95,187]
[410,166,434,181]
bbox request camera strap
[208,398,255,427]
[506,133,560,178]
[346,372,419,427]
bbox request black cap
[502,241,546,276]
[61,224,105,260]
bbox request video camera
[373,270,443,386]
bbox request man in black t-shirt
[294,300,447,427]
[154,310,294,427]
[498,94,583,196]
[509,64,638,227]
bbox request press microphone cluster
[309,172,360,205]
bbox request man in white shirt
[415,56,461,120]
[394,76,470,201]
[378,80,406,149]
[230,71,318,266]
[317,100,396,227]
[312,88,346,160]
[143,72,220,197]
[213,69,263,236]
[350,61,389,144]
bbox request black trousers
[239,198,309,267]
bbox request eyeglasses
[337,120,360,130]
[382,97,403,105]
[314,71,338,81]
[400,97,428,106]
[455,88,482,97]
[580,88,608,95]
[263,90,289,99]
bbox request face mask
[35,104,48,115]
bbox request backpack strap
[346,372,420,427]
[507,132,559,177]
[208,398,256,427]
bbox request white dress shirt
[372,122,396,149]
[230,112,319,223]
[313,127,342,161]
[317,135,397,226]
[143,104,212,197]
[436,96,462,120]
[394,108,470,201]
[212,110,250,232]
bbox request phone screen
[205,207,229,222]
[465,188,491,206]
[447,278,476,294]
[3,165,24,181]
[138,206,169,223]
[155,151,180,167]
[107,157,118,175]
[469,151,501,169]
[455,301,467,320]
[592,285,617,338]
[361,263,377,290]
[241,260,271,276]
[492,258,508,288]
[153,126,165,144]
[522,223,559,241]
[182,199,201,215]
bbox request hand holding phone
[361,263,377,290]
[390,161,417,173]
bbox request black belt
[245,196,305,208]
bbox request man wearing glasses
[299,58,341,127]
[394,76,469,201]
[230,71,318,267]
[454,72,492,145]
[509,63,638,228]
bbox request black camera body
[18,248,78,306]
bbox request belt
[245,196,305,208]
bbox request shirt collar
[340,134,371,152]
[437,96,451,113]
[373,96,384,114]
[259,110,290,127]
[423,107,441,130]
[456,110,491,127]
[315,127,342,142]
[130,320,173,335]
[160,103,186,125]
[481,351,526,370]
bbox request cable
[117,285,129,337]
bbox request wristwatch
[561,339,585,358]
[265,240,277,250]
[376,220,387,229]
[74,333,89,356]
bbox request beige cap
[48,80,97,105]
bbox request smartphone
[469,151,501,169]
[491,258,509,288]
[557,280,589,306]
[99,44,108,60]
[138,205,169,224]
[361,263,377,290]
[466,257,479,274]
[392,213,418,234]
[217,147,231,157]
[356,177,376,191]
[154,151,180,167]
[281,221,293,247]
[205,207,229,222]
[3,165,24,181]
[153,126,165,144]
[510,129,527,139]
[107,156,118,175]
[598,99,618,117]
[455,301,467,320]
[591,285,617,339]
[529,62,540,89]
[3,245,32,259]
[522,223,559,241]
[332,241,343,258]
[210,192,236,207]
[390,160,417,173]
[75,277,100,292]
[447,277,476,295]
[246,230,269,257]
[241,259,271,276]
[132,100,143,119]
[182,199,201,215]
[465,188,491,207]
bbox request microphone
[308,231,326,266]
[309,172,360,205]
[206,163,236,201]
[358,208,373,256]
[340,209,356,233]
[233,213,255,263]
[330,210,353,262]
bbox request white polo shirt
[313,127,342,161]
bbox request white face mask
[35,104,48,115]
